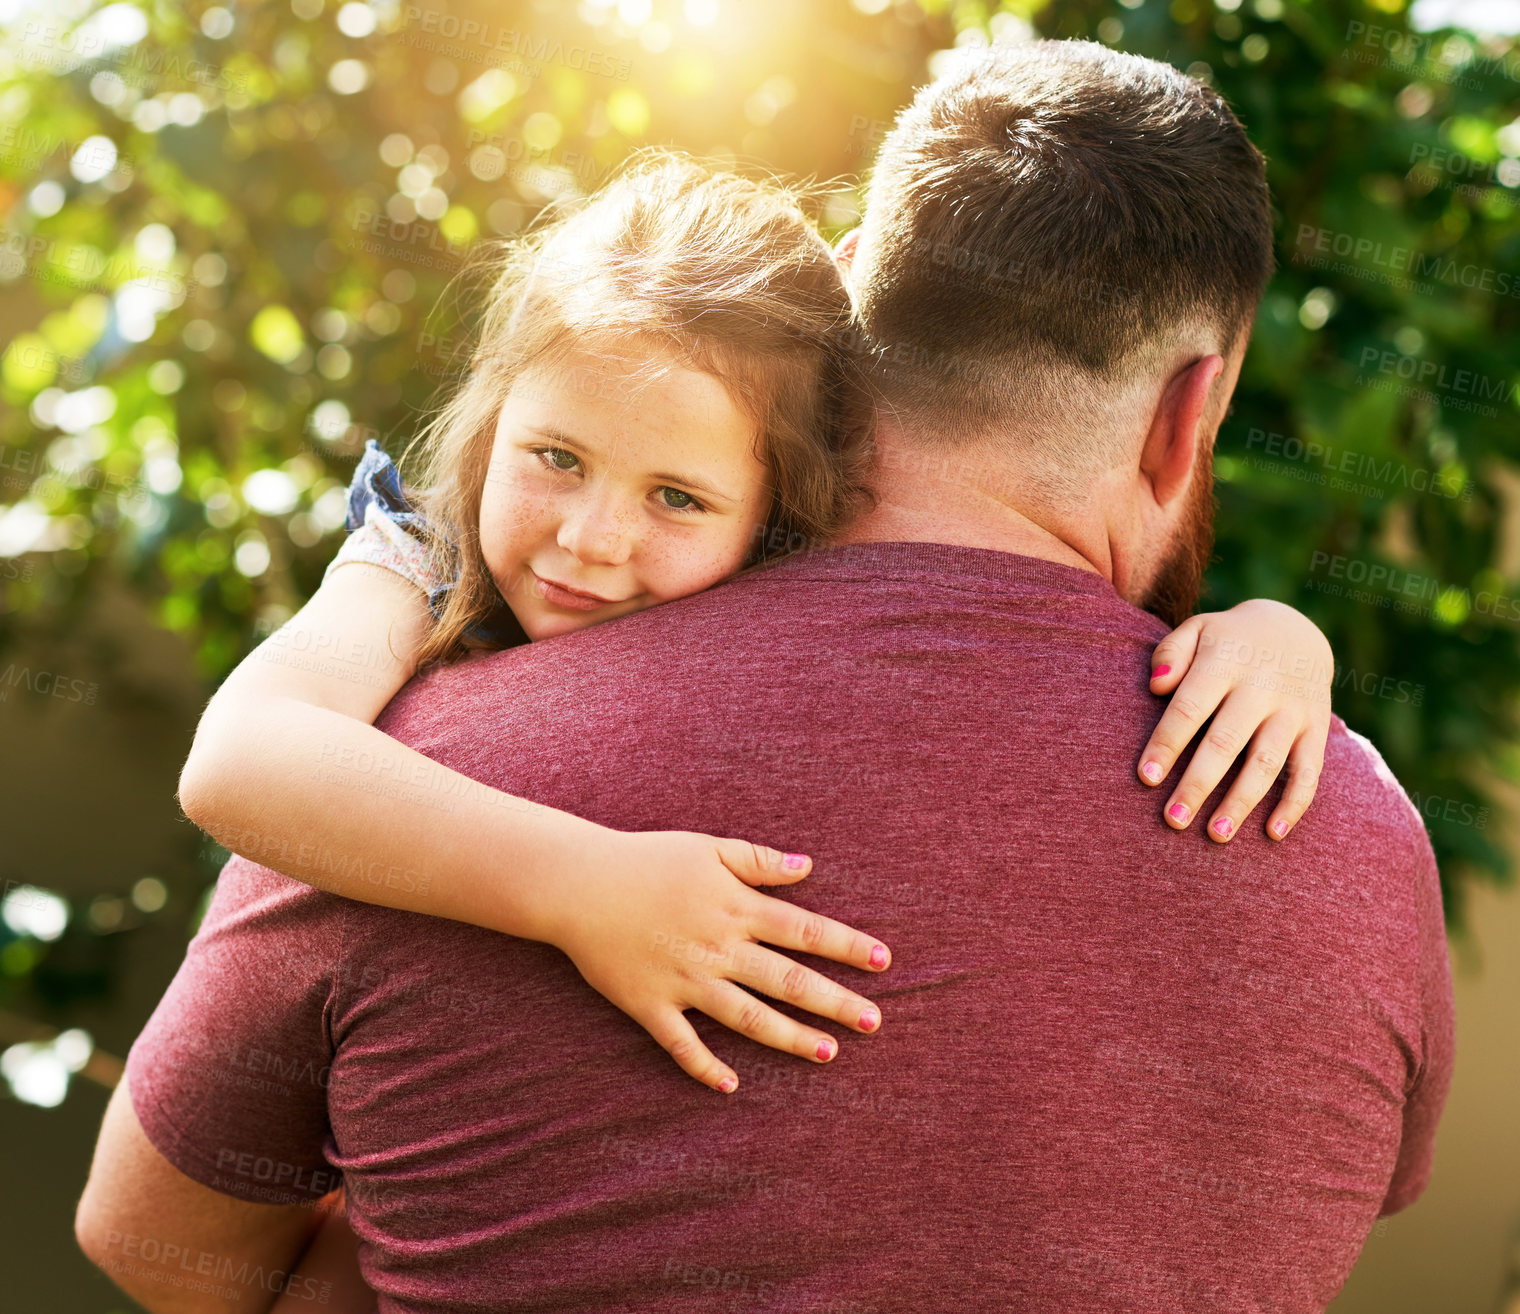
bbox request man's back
[128,542,1453,1313]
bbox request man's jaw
[1136,459,1216,627]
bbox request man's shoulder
[1319,718,1429,863]
[195,854,349,952]
[410,543,1162,682]
[378,543,1171,763]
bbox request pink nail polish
[869,944,887,969]
[858,1008,879,1032]
[1141,761,1162,783]
[1212,817,1234,838]
[783,853,807,870]
[1168,802,1191,824]
[717,1076,736,1093]
[816,1039,835,1061]
[1152,664,1171,679]
[1271,820,1288,838]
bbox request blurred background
[0,0,1517,1307]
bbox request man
[78,40,1453,1312]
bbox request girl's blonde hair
[400,150,876,667]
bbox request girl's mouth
[531,569,620,611]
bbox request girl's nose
[556,486,634,566]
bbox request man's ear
[1139,354,1224,509]
[833,227,861,277]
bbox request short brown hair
[401,151,873,666]
[852,40,1273,480]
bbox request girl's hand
[1136,599,1333,843]
[551,829,891,1094]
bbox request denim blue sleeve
[346,439,425,536]
[324,441,449,601]
[327,442,523,648]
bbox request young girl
[180,151,1332,1304]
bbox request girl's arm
[179,562,890,1094]
[1135,599,1334,843]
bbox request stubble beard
[1138,445,1216,629]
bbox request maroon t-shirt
[128,542,1455,1313]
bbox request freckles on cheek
[480,487,546,600]
[641,530,745,598]
[484,470,550,538]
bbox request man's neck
[831,432,1113,582]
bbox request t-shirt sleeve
[321,439,449,598]
[124,857,346,1206]
[1378,810,1457,1215]
[323,506,448,596]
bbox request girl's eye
[658,486,706,514]
[534,446,579,473]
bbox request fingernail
[1141,761,1162,783]
[869,944,887,969]
[816,1038,836,1061]
[783,853,807,870]
[1168,802,1191,825]
[1271,820,1288,838]
[1212,817,1234,839]
[858,1007,879,1032]
[1152,664,1171,679]
[717,1076,737,1093]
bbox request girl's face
[478,341,773,641]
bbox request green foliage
[0,0,1516,939]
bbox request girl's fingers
[642,1006,739,1093]
[728,943,883,1034]
[746,894,891,972]
[1203,713,1299,843]
[1148,614,1206,694]
[714,837,812,888]
[1264,726,1328,841]
[1160,692,1273,831]
[1136,664,1232,788]
[696,979,846,1064]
